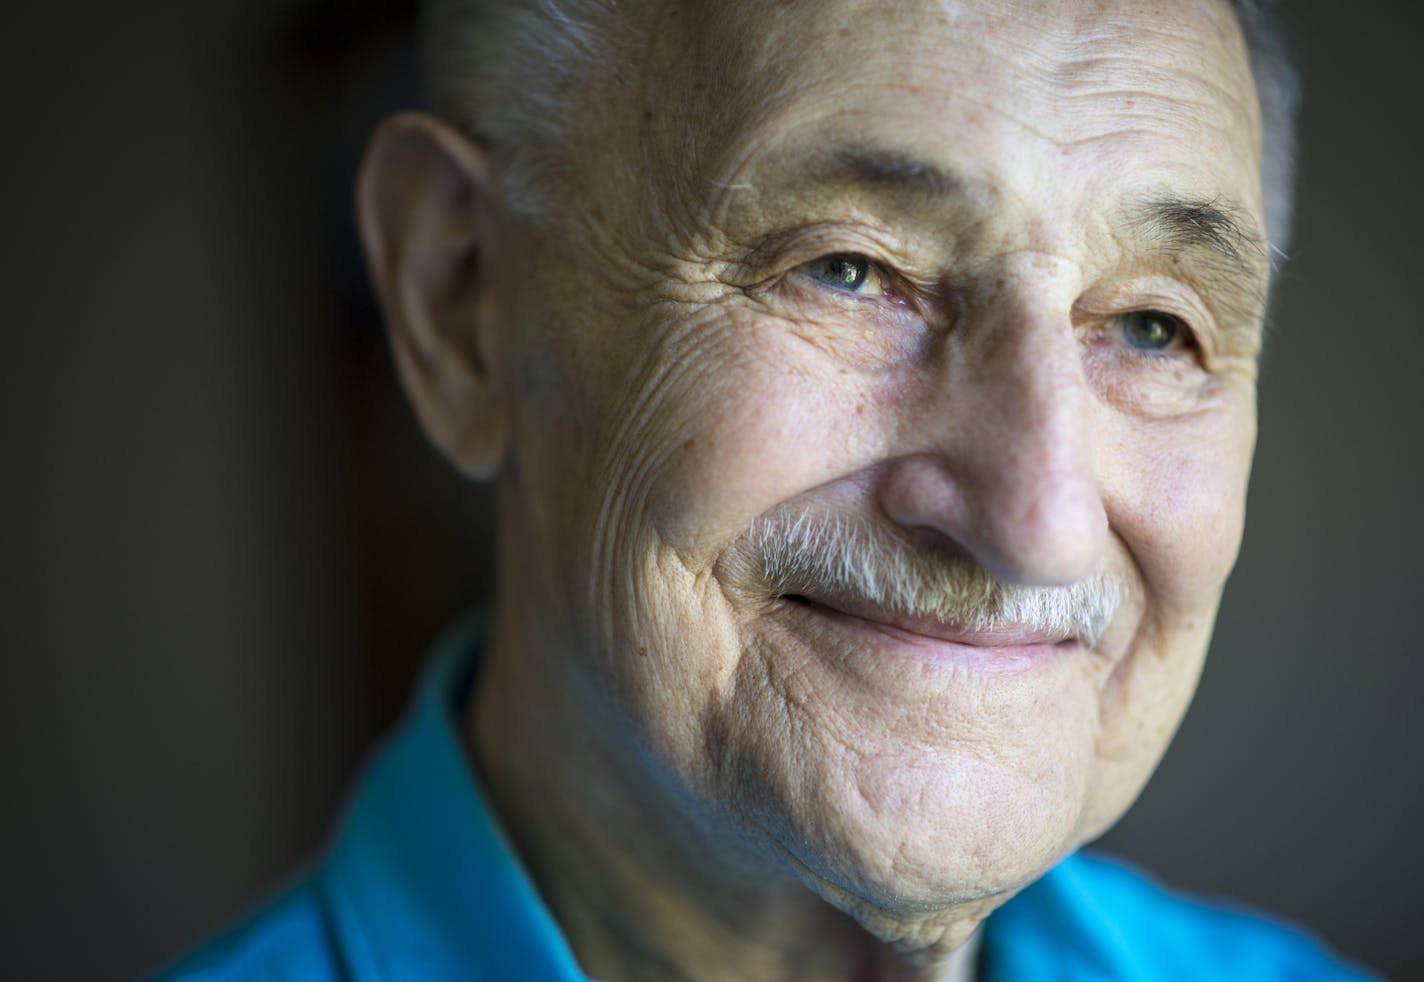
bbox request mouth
[782,591,1080,652]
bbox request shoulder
[151,880,347,982]
[984,851,1380,981]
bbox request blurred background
[2,1,1419,979]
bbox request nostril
[876,447,1106,588]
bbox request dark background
[3,2,1418,979]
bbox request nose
[876,302,1107,587]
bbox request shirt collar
[318,612,589,981]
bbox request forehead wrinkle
[691,9,1258,186]
[948,20,1256,153]
[910,1,1256,156]
[659,2,1262,279]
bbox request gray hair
[423,0,1300,250]
[1229,0,1302,253]
[423,0,623,216]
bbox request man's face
[496,0,1266,947]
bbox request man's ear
[357,112,509,480]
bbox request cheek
[1080,396,1256,829]
[583,322,903,770]
[562,314,889,718]
[642,332,892,556]
[1103,400,1257,614]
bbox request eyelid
[732,225,956,328]
[731,223,915,284]
[1077,280,1217,357]
[794,254,938,324]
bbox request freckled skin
[459,1,1267,979]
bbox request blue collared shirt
[156,616,1378,980]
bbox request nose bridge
[971,287,1088,464]
[954,274,1105,584]
[978,304,1091,482]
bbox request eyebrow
[772,143,1269,322]
[808,146,968,201]
[1132,197,1263,268]
[1127,195,1269,324]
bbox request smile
[783,590,1082,663]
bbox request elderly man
[163,0,1375,979]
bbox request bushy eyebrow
[1132,196,1264,269]
[1127,195,1269,325]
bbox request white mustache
[744,511,1122,647]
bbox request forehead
[636,0,1263,251]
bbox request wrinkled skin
[361,0,1269,978]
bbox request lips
[786,589,1075,648]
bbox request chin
[680,609,1114,919]
[873,777,1078,898]
[768,779,1080,956]
[719,718,1097,925]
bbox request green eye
[1121,311,1186,351]
[806,254,871,292]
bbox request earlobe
[356,111,510,480]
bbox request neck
[467,611,982,982]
